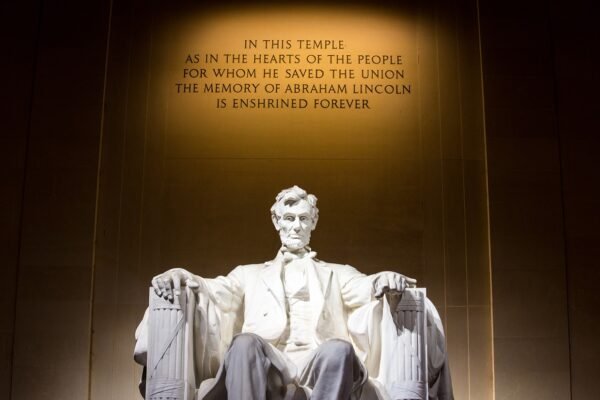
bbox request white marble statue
[134,186,453,400]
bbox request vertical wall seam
[415,1,426,299]
[114,2,136,395]
[87,0,114,399]
[9,1,45,398]
[136,10,155,307]
[475,0,496,399]
[433,6,449,339]
[548,6,574,400]
[453,1,472,398]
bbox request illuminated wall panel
[7,1,599,400]
[89,1,492,399]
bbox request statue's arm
[339,266,417,308]
[337,265,374,308]
[199,267,245,312]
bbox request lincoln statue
[134,186,453,400]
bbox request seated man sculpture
[134,186,453,400]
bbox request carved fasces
[384,288,428,400]
[146,288,196,400]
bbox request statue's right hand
[151,268,199,301]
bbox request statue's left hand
[373,271,417,299]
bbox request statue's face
[275,199,314,251]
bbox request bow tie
[281,249,317,264]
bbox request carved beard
[280,234,310,250]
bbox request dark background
[1,0,598,399]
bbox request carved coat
[134,250,453,400]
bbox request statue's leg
[300,339,363,400]
[223,333,271,400]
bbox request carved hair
[270,185,319,225]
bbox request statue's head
[270,186,319,251]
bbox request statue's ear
[311,216,318,231]
[271,213,281,231]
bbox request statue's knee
[225,333,267,370]
[318,339,354,361]
[229,333,263,352]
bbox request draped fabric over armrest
[348,288,453,400]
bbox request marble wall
[2,1,110,399]
[479,0,600,399]
[2,1,597,400]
